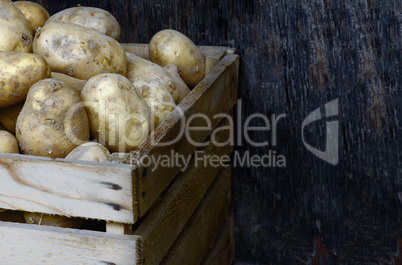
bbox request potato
[45,6,120,41]
[51,72,86,94]
[163,64,190,103]
[0,102,24,134]
[132,79,175,128]
[126,52,179,103]
[0,130,19,153]
[0,52,50,108]
[14,1,50,34]
[66,142,111,162]
[24,212,84,229]
[0,0,33,52]
[16,79,89,158]
[81,73,151,152]
[33,21,127,80]
[149,29,205,88]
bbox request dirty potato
[14,1,50,34]
[0,102,24,134]
[16,79,89,158]
[45,6,120,41]
[0,52,51,108]
[132,79,175,128]
[149,29,205,88]
[0,130,19,153]
[0,0,33,52]
[33,21,127,80]
[163,63,190,103]
[51,72,86,94]
[66,142,111,162]
[81,73,151,152]
[126,52,180,103]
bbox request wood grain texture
[201,215,235,265]
[26,0,402,263]
[161,167,231,265]
[0,221,142,265]
[133,121,233,265]
[0,153,134,223]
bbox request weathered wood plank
[0,221,142,265]
[121,43,151,59]
[161,168,231,265]
[0,153,134,223]
[201,215,235,265]
[133,120,233,265]
[121,43,231,62]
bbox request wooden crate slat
[131,53,239,218]
[0,221,142,265]
[161,167,231,265]
[121,43,232,61]
[201,215,235,265]
[0,153,135,223]
[121,43,150,59]
[133,119,234,265]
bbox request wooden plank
[203,48,232,75]
[201,215,235,265]
[121,43,150,59]
[0,221,142,265]
[125,53,238,219]
[133,121,234,265]
[0,153,135,223]
[161,168,231,265]
[120,43,232,62]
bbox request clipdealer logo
[131,98,340,170]
[65,98,340,170]
[302,99,339,165]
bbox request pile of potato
[0,0,206,227]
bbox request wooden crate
[0,43,239,265]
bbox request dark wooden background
[31,0,401,264]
